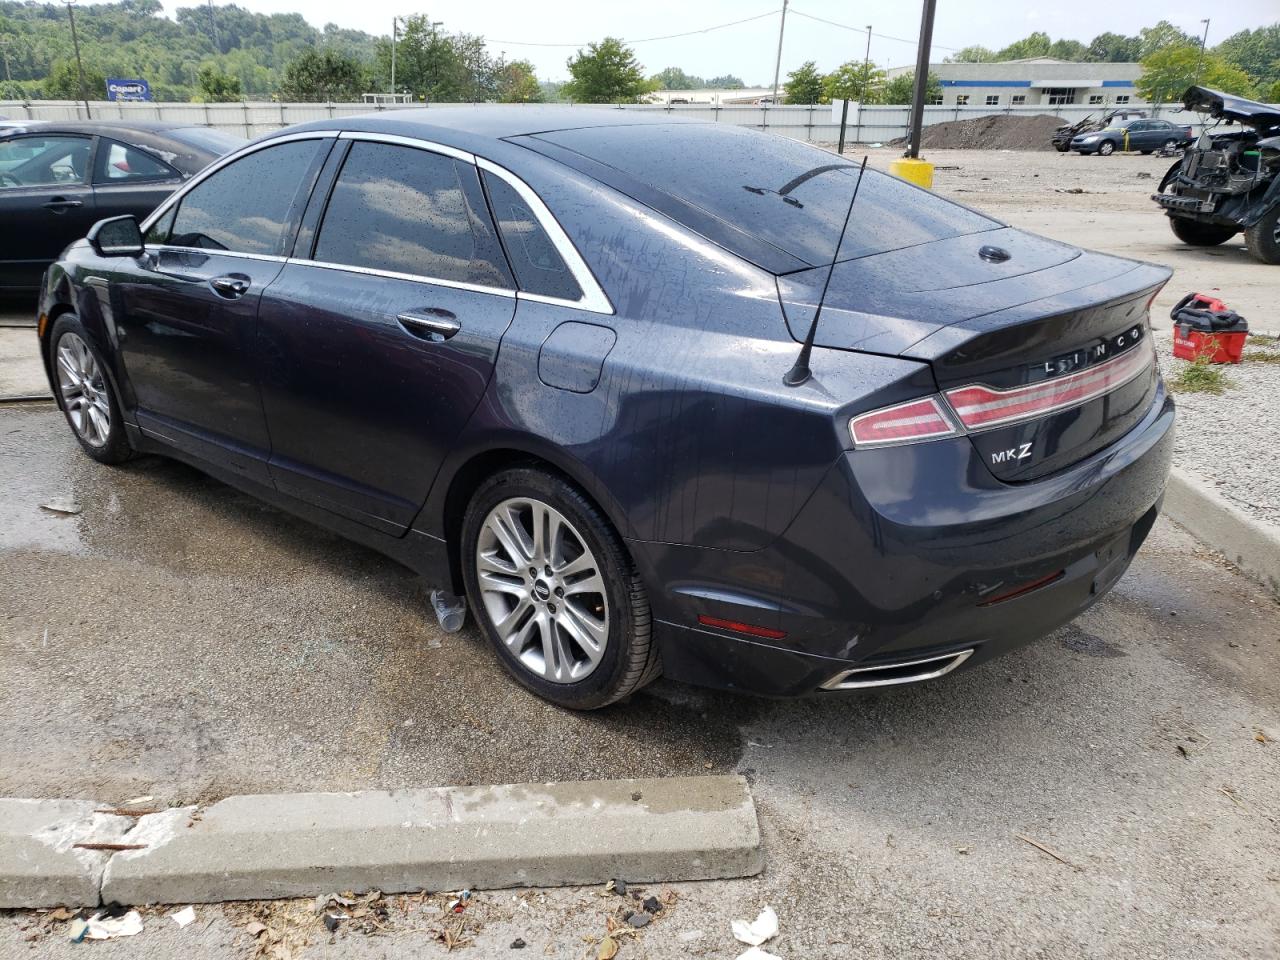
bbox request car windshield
[166,126,245,157]
[533,123,999,268]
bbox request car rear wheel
[461,467,660,710]
[1097,141,1116,156]
[1169,217,1238,248]
[1244,206,1280,265]
[49,315,133,464]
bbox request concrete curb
[1164,467,1280,598]
[3,776,763,908]
[0,800,130,909]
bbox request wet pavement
[3,402,1280,958]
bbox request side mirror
[87,215,144,258]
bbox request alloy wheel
[474,497,610,684]
[55,332,110,447]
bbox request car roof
[279,105,702,155]
[0,119,240,175]
[0,119,199,138]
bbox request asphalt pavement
[2,403,1278,958]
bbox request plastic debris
[67,918,89,943]
[736,948,782,960]
[430,590,467,632]
[40,497,82,516]
[641,895,662,914]
[323,913,345,932]
[170,906,196,928]
[607,878,627,896]
[626,911,651,929]
[85,911,143,940]
[447,889,472,913]
[731,906,778,947]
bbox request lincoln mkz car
[37,108,1175,709]
[1,120,244,293]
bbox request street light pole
[905,0,937,159]
[770,0,789,104]
[1193,18,1210,87]
[64,1,91,119]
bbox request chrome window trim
[149,244,289,264]
[337,130,476,165]
[138,131,340,235]
[287,257,516,300]
[476,156,614,316]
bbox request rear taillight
[944,339,1154,431]
[849,395,961,448]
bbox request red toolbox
[1170,293,1248,364]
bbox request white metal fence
[0,99,1241,144]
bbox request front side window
[95,140,178,183]
[167,139,323,254]
[313,141,511,289]
[0,135,92,188]
[483,172,582,301]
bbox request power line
[788,7,960,52]
[487,8,782,48]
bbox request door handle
[43,197,83,212]
[210,275,251,299]
[397,310,461,341]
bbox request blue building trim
[1101,80,1136,88]
[939,79,1033,87]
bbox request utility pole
[1193,18,1210,87]
[207,0,221,55]
[64,1,90,119]
[861,25,873,103]
[390,15,398,96]
[770,0,789,104]
[905,0,937,159]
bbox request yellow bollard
[888,156,935,190]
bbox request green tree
[947,45,997,63]
[1086,32,1141,63]
[373,15,492,103]
[195,64,242,102]
[45,58,106,100]
[996,32,1052,60]
[279,48,366,101]
[707,74,745,89]
[562,37,652,103]
[881,70,942,105]
[651,66,703,90]
[822,61,885,104]
[1047,39,1088,61]
[1138,43,1254,103]
[782,60,824,104]
[1138,20,1195,58]
[496,58,542,103]
[1215,25,1280,92]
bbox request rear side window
[483,172,582,301]
[168,139,323,254]
[313,141,512,290]
[95,140,178,183]
[531,124,999,267]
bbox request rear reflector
[849,396,961,448]
[697,615,787,641]
[945,339,1154,432]
[976,569,1065,607]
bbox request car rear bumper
[634,383,1175,697]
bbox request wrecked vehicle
[1153,86,1280,264]
[1051,109,1148,152]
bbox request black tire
[1053,143,1069,153]
[1169,217,1238,248]
[1244,206,1280,265]
[461,467,659,710]
[47,314,133,464]
[1097,140,1116,156]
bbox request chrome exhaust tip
[820,648,975,691]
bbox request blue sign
[106,78,151,102]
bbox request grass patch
[1243,350,1280,364]
[1246,334,1278,347]
[1169,354,1230,394]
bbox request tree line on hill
[0,3,1275,107]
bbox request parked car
[1153,85,1280,264]
[0,121,243,292]
[1070,117,1192,155]
[37,108,1174,709]
[1051,109,1148,152]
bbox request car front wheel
[461,467,660,710]
[1169,217,1238,247]
[1098,140,1115,156]
[49,315,133,464]
[1244,206,1280,264]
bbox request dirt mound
[889,114,1066,151]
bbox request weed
[1246,334,1278,348]
[1243,350,1280,364]
[1168,353,1230,394]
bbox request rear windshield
[532,123,999,269]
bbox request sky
[207,0,1278,84]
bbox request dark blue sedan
[36,108,1174,708]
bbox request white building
[887,58,1145,108]
[645,87,776,106]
